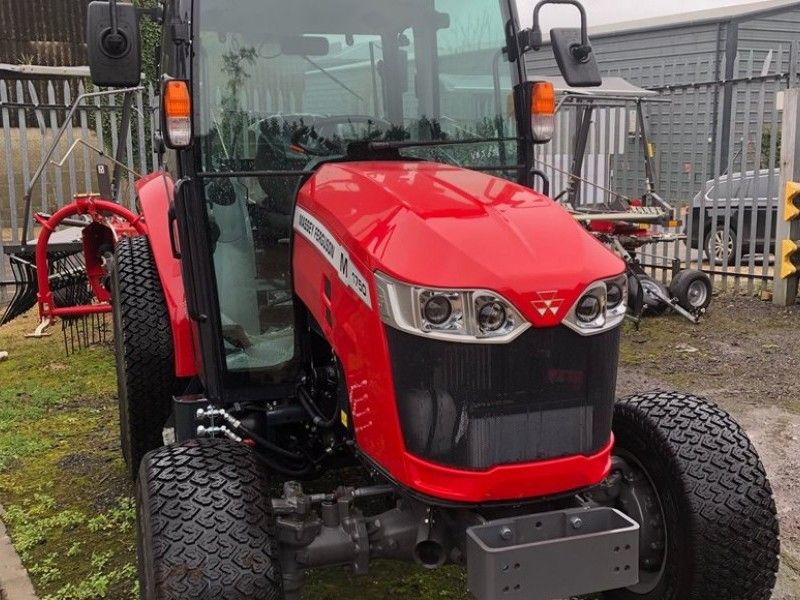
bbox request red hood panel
[297,161,624,326]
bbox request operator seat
[254,115,321,243]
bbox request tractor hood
[296,161,624,327]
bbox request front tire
[137,439,284,600]
[112,235,182,480]
[605,392,779,600]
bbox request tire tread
[138,439,283,600]
[612,391,779,600]
[114,236,179,479]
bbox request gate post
[772,87,800,306]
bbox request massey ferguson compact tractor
[84,1,779,598]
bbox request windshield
[196,0,516,171]
[194,0,517,378]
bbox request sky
[515,0,761,28]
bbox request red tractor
[87,1,778,599]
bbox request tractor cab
[87,0,601,398]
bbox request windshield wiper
[302,56,366,103]
[367,137,519,151]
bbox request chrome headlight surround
[563,274,628,336]
[375,272,529,343]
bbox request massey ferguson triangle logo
[531,291,564,317]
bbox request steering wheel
[289,115,395,157]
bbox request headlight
[375,273,528,343]
[476,298,508,333]
[606,280,625,309]
[420,291,462,331]
[563,275,627,335]
[576,292,603,323]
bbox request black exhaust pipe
[414,516,447,568]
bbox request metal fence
[535,45,797,292]
[1,48,796,304]
[0,74,158,303]
[637,47,791,292]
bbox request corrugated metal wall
[0,0,90,67]
[525,21,726,84]
[524,8,800,203]
[738,7,800,74]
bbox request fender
[135,172,197,378]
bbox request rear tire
[668,269,712,312]
[112,235,182,481]
[605,391,779,600]
[137,439,284,600]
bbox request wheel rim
[712,230,734,262]
[686,279,708,308]
[614,450,668,594]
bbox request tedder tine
[0,251,38,326]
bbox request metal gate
[2,48,798,305]
[535,44,799,292]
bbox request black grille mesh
[386,326,619,470]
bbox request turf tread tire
[112,235,180,481]
[606,391,779,600]
[137,439,284,600]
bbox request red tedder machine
[0,87,147,349]
[87,1,778,599]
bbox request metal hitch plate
[466,506,639,600]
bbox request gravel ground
[616,293,800,599]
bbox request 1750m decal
[294,207,372,308]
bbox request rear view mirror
[550,28,601,87]
[527,0,601,88]
[87,1,142,87]
[280,36,330,57]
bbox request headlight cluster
[375,273,529,343]
[563,275,627,335]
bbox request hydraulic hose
[297,384,340,429]
[234,421,308,464]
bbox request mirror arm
[108,0,119,35]
[530,0,590,51]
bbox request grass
[0,311,136,600]
[0,310,473,599]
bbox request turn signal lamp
[784,181,800,221]
[780,239,800,279]
[531,81,556,143]
[163,80,192,148]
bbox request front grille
[385,326,619,470]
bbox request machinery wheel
[112,235,181,481]
[628,274,669,316]
[606,392,779,600]
[704,225,737,266]
[668,269,712,312]
[137,439,284,600]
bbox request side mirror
[550,28,601,87]
[87,1,142,87]
[527,0,601,88]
